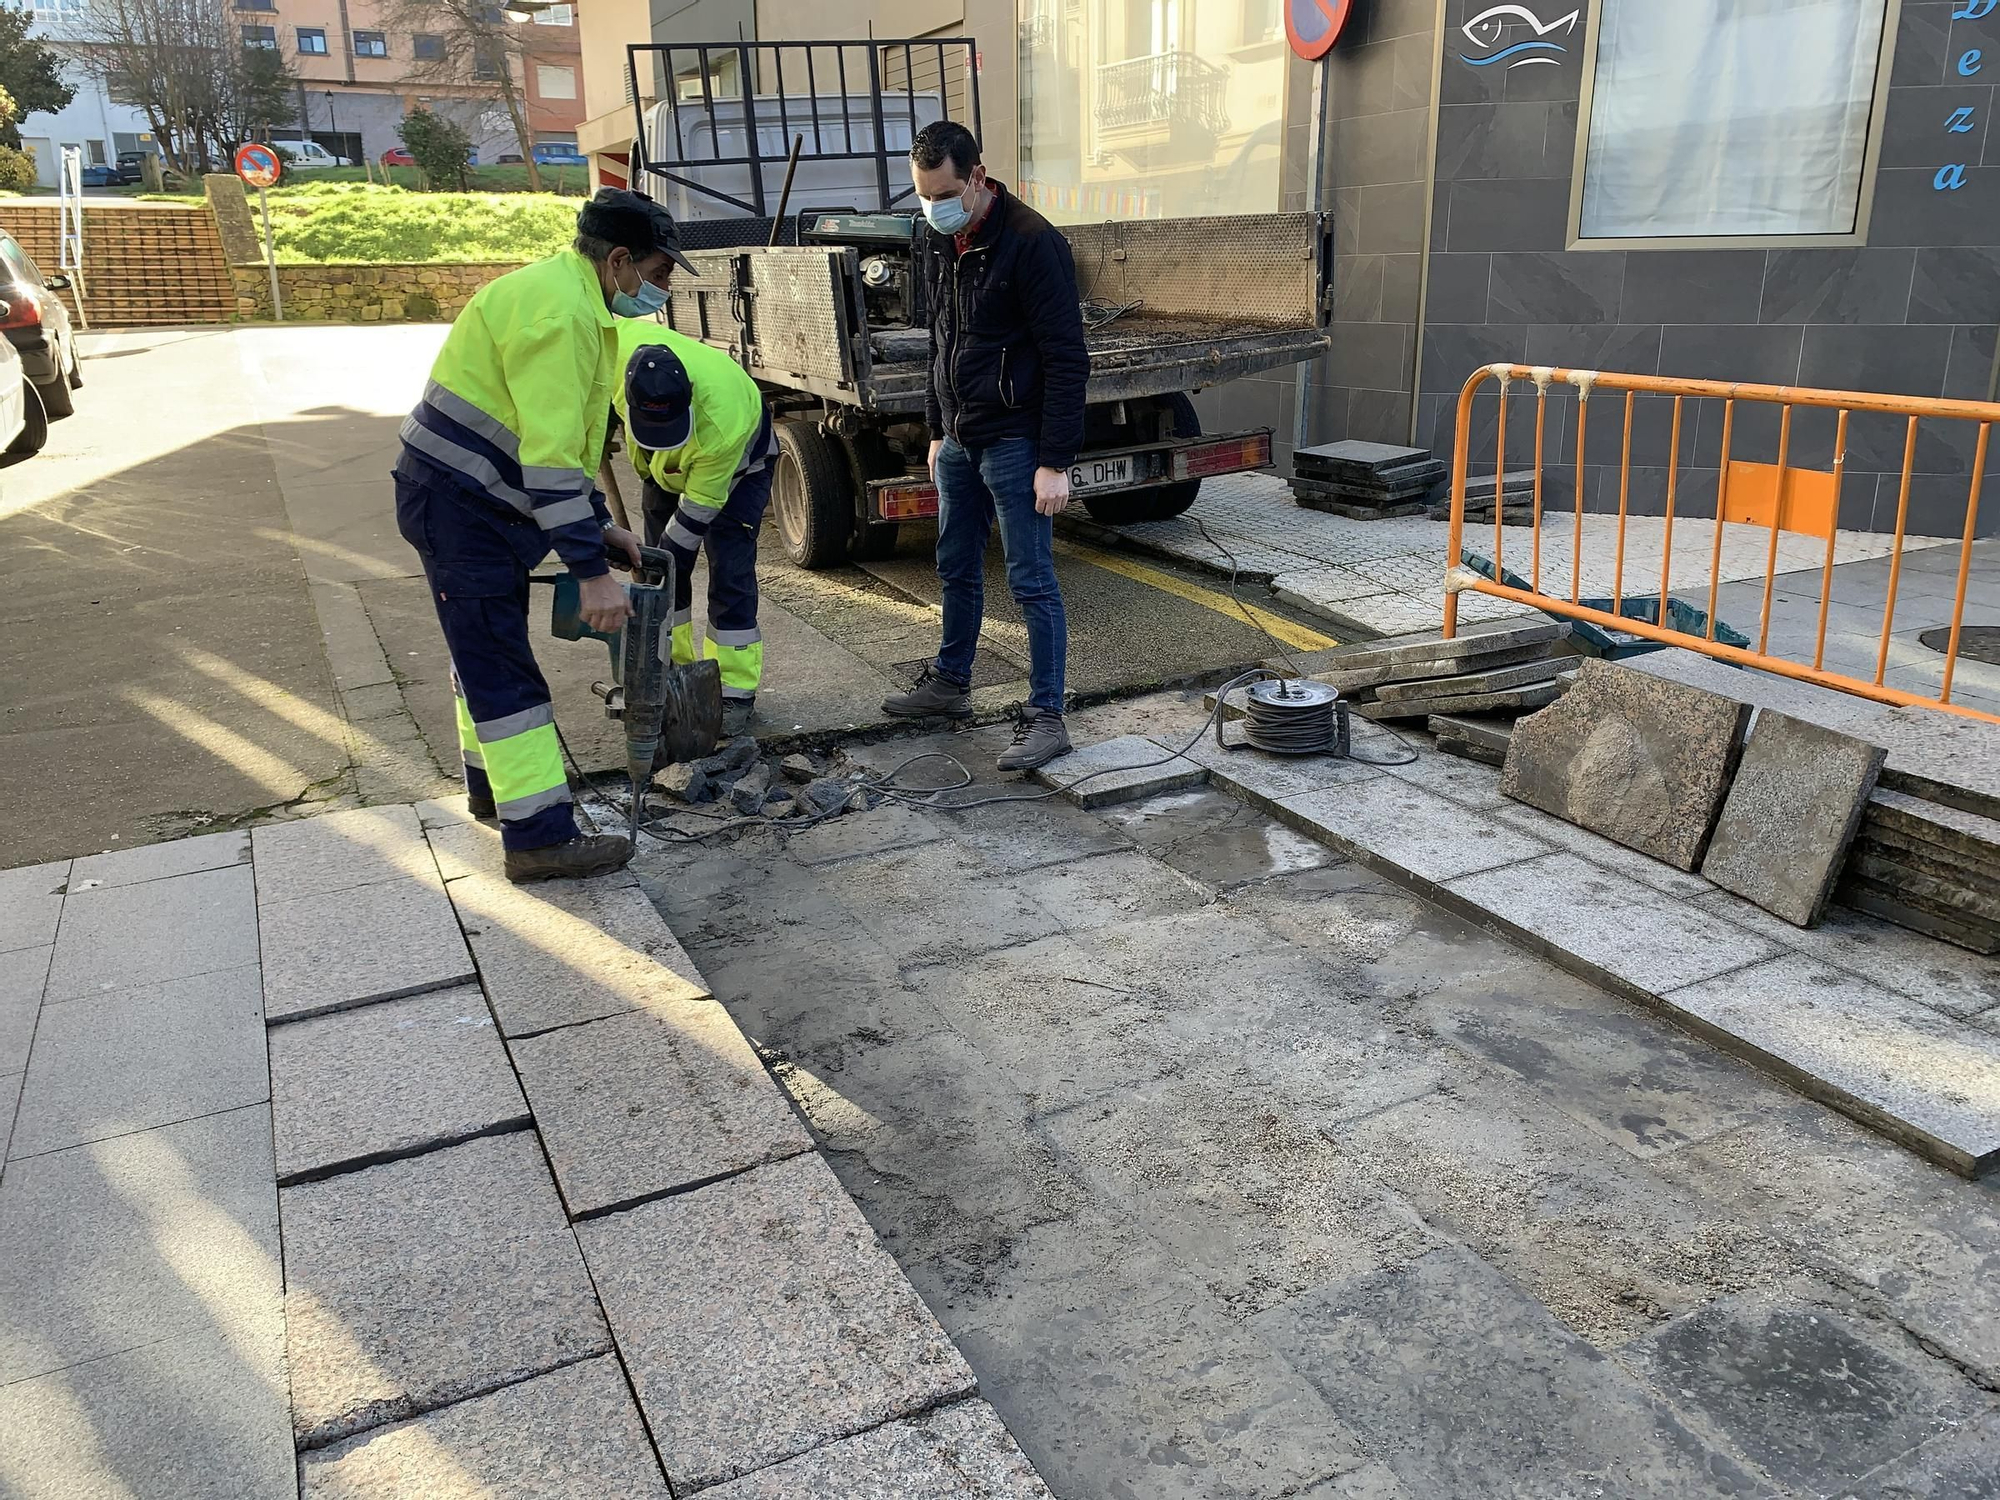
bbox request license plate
[1068,455,1133,494]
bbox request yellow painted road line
[1053,538,1339,652]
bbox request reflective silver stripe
[669,608,693,628]
[474,703,554,741]
[721,686,756,700]
[673,499,719,531]
[522,463,591,493]
[731,418,777,480]
[402,420,536,517]
[461,748,487,769]
[497,783,573,819]
[537,496,597,530]
[707,626,761,648]
[425,381,520,458]
[664,516,702,551]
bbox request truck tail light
[874,480,939,520]
[0,292,41,331]
[1176,432,1273,480]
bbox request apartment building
[237,0,585,165]
[13,0,159,190]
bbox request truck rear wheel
[771,418,854,570]
[1081,393,1203,525]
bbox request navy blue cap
[625,345,694,450]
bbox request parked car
[533,142,586,166]
[496,151,524,164]
[380,146,414,166]
[266,139,352,169]
[77,163,120,188]
[0,230,80,427]
[115,150,155,185]
[0,336,45,458]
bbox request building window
[234,0,276,10]
[1240,0,1279,45]
[414,33,446,61]
[86,140,105,165]
[353,30,387,58]
[241,24,277,48]
[297,27,328,54]
[473,43,503,81]
[535,63,576,100]
[1575,0,1893,244]
[533,4,574,23]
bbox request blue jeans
[933,436,1067,712]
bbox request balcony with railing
[1093,51,1229,159]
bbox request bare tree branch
[373,0,559,190]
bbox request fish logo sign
[1459,3,1581,69]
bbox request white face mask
[923,188,974,235]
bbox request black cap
[577,187,696,276]
[625,345,694,450]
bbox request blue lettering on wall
[1955,0,1998,19]
[1948,106,1979,133]
[1961,48,1985,75]
[1936,163,1971,191]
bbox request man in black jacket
[880,120,1090,771]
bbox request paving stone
[1251,1247,1763,1498]
[784,800,952,866]
[1357,674,1572,722]
[261,873,475,1022]
[0,1107,281,1384]
[1013,850,1210,934]
[0,1320,294,1500]
[1099,786,1338,891]
[1863,787,2000,866]
[1622,1295,1983,1486]
[1373,656,1564,704]
[268,984,528,1183]
[446,868,710,1037]
[68,830,250,892]
[1502,659,1751,870]
[1429,713,1514,755]
[1846,848,2000,922]
[1837,1408,2000,1498]
[825,840,1067,966]
[1851,826,2000,892]
[1378,747,1515,811]
[510,999,811,1217]
[1487,803,1716,899]
[1701,711,1886,928]
[44,865,258,1003]
[1660,954,2000,1177]
[300,1355,669,1499]
[1178,728,1385,803]
[251,804,436,905]
[0,945,48,1076]
[702,1400,1051,1499]
[1299,618,1568,677]
[1690,888,2000,1021]
[1274,777,1550,886]
[414,795,484,830]
[1033,733,1208,808]
[281,1131,610,1448]
[10,966,268,1158]
[0,1070,19,1161]
[1449,852,1785,993]
[576,1151,976,1490]
[0,859,66,955]
[1837,874,2000,954]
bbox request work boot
[503,833,634,884]
[881,665,973,720]
[466,790,497,822]
[721,697,756,737]
[997,708,1072,772]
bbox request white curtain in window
[1580,0,1888,239]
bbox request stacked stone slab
[1289,440,1446,519]
[1837,789,2000,954]
[1437,469,1540,526]
[1428,713,1514,767]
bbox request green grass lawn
[194,181,582,264]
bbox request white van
[266,140,352,169]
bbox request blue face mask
[923,189,973,236]
[611,263,669,318]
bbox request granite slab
[1273,778,1550,886]
[702,1400,1051,1499]
[1836,876,1999,955]
[1357,676,1571,723]
[44,864,258,1002]
[1701,710,1885,927]
[0,945,48,1075]
[281,1132,611,1447]
[1863,787,2000,864]
[68,831,250,892]
[510,998,811,1218]
[251,805,437,905]
[1660,954,2000,1177]
[576,1151,976,1490]
[0,860,66,955]
[268,984,529,1183]
[1373,657,1564,704]
[1034,734,1208,809]
[299,1355,669,1499]
[260,873,476,1022]
[1502,659,1751,871]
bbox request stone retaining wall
[232,261,524,323]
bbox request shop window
[1575,0,1894,244]
[354,30,388,58]
[297,27,328,55]
[536,64,576,100]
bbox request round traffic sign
[1287,0,1353,60]
[235,142,281,189]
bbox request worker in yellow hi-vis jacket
[394,188,695,883]
[610,317,777,736]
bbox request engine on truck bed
[801,211,925,345]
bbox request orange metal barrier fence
[1440,364,1999,726]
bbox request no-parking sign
[1287,0,1353,59]
[235,142,282,189]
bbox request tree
[400,106,472,192]
[0,6,76,148]
[0,81,37,188]
[376,0,552,191]
[65,0,293,175]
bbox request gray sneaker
[997,708,1071,772]
[881,665,973,720]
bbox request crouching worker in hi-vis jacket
[610,317,777,737]
[394,187,696,883]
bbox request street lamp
[324,90,339,158]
